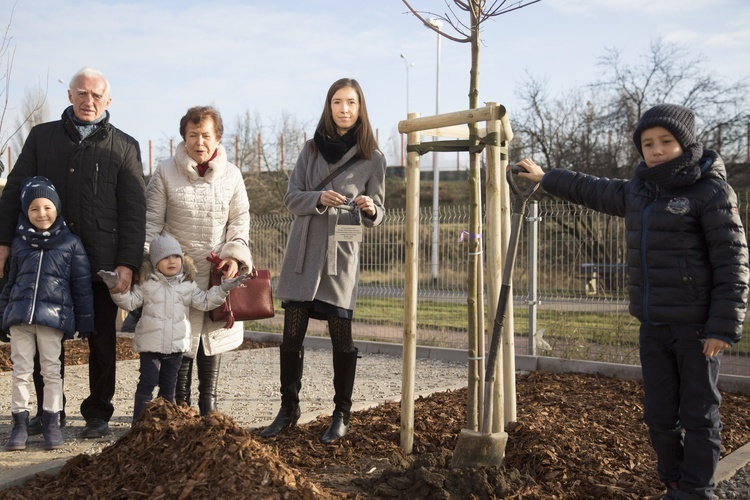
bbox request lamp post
[427,18,443,285]
[400,54,414,166]
[399,54,414,116]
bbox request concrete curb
[716,441,750,484]
[0,459,68,491]
[248,331,750,394]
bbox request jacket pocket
[678,257,699,300]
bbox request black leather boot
[320,349,358,444]
[260,348,304,438]
[197,351,221,416]
[175,357,193,406]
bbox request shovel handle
[507,165,540,200]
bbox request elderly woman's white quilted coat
[144,142,252,358]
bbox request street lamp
[427,18,443,285]
[399,54,414,116]
[400,54,414,166]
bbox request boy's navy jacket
[0,222,95,338]
[541,150,749,345]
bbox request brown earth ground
[0,338,749,499]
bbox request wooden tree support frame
[396,103,515,453]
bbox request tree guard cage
[406,131,501,155]
[397,104,515,454]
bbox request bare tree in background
[0,3,48,172]
[11,86,49,155]
[229,110,310,214]
[511,38,750,284]
[595,39,750,172]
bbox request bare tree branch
[0,1,50,164]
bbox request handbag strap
[314,155,360,191]
[223,294,235,329]
[206,251,239,329]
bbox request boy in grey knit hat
[98,234,247,422]
[516,104,749,499]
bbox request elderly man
[0,67,146,438]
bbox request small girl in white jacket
[98,234,245,422]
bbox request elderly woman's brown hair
[179,106,224,140]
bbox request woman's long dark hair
[311,78,378,160]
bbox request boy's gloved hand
[97,270,120,289]
[78,331,96,339]
[220,273,248,292]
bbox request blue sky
[2,0,749,173]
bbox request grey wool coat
[276,143,386,310]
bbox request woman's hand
[319,190,347,208]
[516,158,545,183]
[354,195,376,217]
[218,257,239,279]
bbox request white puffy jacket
[110,256,228,355]
[145,142,252,358]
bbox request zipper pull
[93,163,99,195]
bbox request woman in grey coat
[262,78,386,443]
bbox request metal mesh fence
[247,191,750,377]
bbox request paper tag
[335,225,363,242]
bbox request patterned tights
[281,305,355,353]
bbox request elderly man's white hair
[69,67,110,96]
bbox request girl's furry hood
[139,254,198,283]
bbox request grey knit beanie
[149,234,183,267]
[632,104,696,158]
[20,176,62,214]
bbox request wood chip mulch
[0,339,749,498]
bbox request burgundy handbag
[206,252,275,329]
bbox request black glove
[0,331,9,343]
[77,331,95,340]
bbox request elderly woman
[144,106,252,416]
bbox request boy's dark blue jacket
[541,150,749,345]
[0,219,94,338]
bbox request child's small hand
[703,338,730,357]
[78,331,95,339]
[97,270,119,290]
[220,273,249,292]
[516,158,545,183]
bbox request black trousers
[639,323,722,499]
[79,282,118,422]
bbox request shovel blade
[450,428,508,469]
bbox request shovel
[451,165,539,468]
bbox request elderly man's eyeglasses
[74,90,107,102]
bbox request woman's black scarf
[314,125,358,164]
[635,142,704,190]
